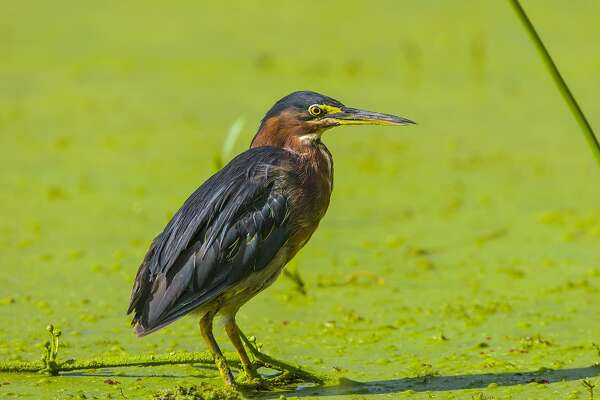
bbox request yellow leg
[199,312,235,387]
[225,317,258,380]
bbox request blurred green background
[1,1,600,399]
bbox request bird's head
[250,90,415,149]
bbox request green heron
[128,91,414,387]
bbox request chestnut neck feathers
[250,111,322,152]
[250,111,334,214]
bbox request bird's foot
[236,367,313,393]
[236,374,273,391]
[235,365,295,391]
[235,365,260,385]
[239,333,324,388]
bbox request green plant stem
[508,0,600,167]
[0,348,324,384]
[282,268,307,295]
[0,360,45,373]
[0,351,238,375]
[1,324,324,390]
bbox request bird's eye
[308,104,323,117]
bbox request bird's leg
[224,317,258,381]
[199,312,235,387]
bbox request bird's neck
[250,114,333,198]
[251,115,333,201]
[250,114,323,154]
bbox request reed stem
[508,0,600,167]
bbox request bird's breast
[282,143,334,243]
[299,143,333,214]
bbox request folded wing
[128,147,295,336]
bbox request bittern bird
[128,91,414,387]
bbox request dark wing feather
[128,147,295,336]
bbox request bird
[127,90,414,387]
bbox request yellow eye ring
[308,104,323,117]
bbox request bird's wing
[128,147,297,335]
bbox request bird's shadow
[255,365,600,398]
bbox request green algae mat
[2,1,600,399]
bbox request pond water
[1,1,600,398]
